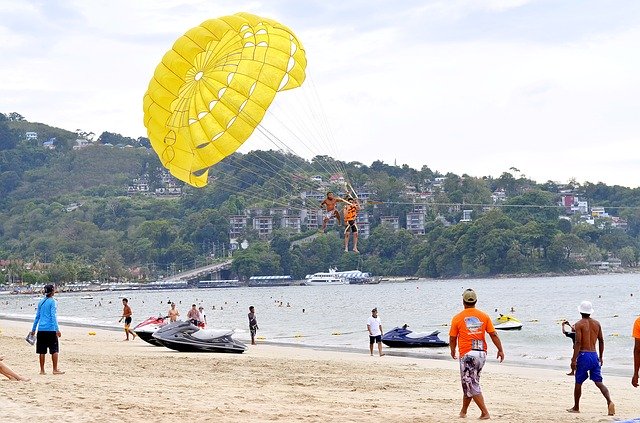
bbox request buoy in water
[257,336,266,340]
[88,332,96,336]
[294,334,304,338]
[332,332,341,336]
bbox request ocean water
[1,273,639,375]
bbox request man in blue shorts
[567,301,614,416]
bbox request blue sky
[1,0,639,186]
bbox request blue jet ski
[381,325,449,348]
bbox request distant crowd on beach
[2,283,640,420]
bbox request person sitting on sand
[562,320,577,375]
[0,355,30,381]
[567,301,615,416]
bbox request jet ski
[494,314,523,330]
[133,316,168,346]
[152,321,247,353]
[381,325,449,348]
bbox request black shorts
[346,220,358,233]
[124,316,132,325]
[36,330,59,354]
[369,335,381,344]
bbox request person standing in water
[30,284,64,375]
[567,301,614,416]
[168,302,180,322]
[248,306,258,345]
[119,298,136,341]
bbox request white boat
[304,268,358,286]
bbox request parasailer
[143,12,307,187]
[343,196,361,253]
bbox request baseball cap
[578,300,594,315]
[462,289,477,304]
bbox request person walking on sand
[449,289,504,420]
[119,298,136,341]
[367,308,384,357]
[631,312,640,387]
[0,355,30,381]
[30,284,64,375]
[567,301,615,416]
[168,302,180,322]
[248,306,258,345]
[562,320,577,375]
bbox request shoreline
[2,267,638,296]
[0,316,629,377]
[1,319,638,422]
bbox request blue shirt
[31,296,59,332]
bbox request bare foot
[566,371,575,375]
[608,402,615,416]
[123,339,129,341]
[379,353,385,357]
[53,370,65,375]
[567,408,579,413]
[39,371,46,375]
[479,413,490,420]
[132,334,137,340]
[353,249,359,253]
[19,377,31,382]
[459,412,467,418]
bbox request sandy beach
[0,318,637,422]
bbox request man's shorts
[36,330,59,354]
[459,350,486,398]
[346,220,358,233]
[575,351,603,384]
[369,335,381,344]
[324,211,335,220]
[124,316,132,329]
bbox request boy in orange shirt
[449,289,504,420]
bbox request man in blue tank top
[30,284,64,375]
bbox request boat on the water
[197,279,242,288]
[133,316,168,346]
[248,275,293,287]
[304,268,377,286]
[494,314,523,330]
[381,325,449,348]
[152,321,246,353]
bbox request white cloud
[1,0,639,187]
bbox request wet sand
[0,318,638,422]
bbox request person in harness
[343,196,361,253]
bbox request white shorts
[324,210,336,219]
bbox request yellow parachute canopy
[143,12,307,187]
